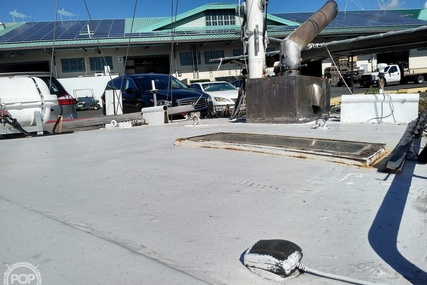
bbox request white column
[246,0,265,79]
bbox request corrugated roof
[266,14,300,26]
[272,10,427,28]
[418,9,427,20]
[266,24,424,34]
[136,3,237,32]
[0,4,425,51]
[125,17,169,33]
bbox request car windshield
[134,75,188,91]
[202,82,237,92]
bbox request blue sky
[2,0,427,22]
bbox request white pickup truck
[360,63,427,87]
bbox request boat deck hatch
[175,132,386,167]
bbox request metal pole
[246,0,266,79]
[350,54,354,93]
[151,80,157,106]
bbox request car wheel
[93,104,101,110]
[415,75,424,84]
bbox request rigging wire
[50,0,59,80]
[325,46,353,95]
[82,0,139,114]
[262,0,269,61]
[169,0,178,74]
[297,263,384,285]
[82,0,126,81]
[120,0,139,113]
[50,0,65,133]
[342,0,365,12]
[325,46,396,123]
[168,0,180,108]
[169,0,179,77]
[240,0,249,73]
[120,0,138,85]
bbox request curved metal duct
[280,0,338,74]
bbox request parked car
[0,74,58,136]
[37,74,78,121]
[75,96,101,111]
[102,74,210,116]
[232,80,242,89]
[189,81,238,116]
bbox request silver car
[189,81,238,117]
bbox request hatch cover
[175,132,387,167]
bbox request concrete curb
[44,112,145,133]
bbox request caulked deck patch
[175,132,387,167]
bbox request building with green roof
[0,2,426,83]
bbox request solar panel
[60,21,87,40]
[0,19,126,43]
[0,22,47,42]
[26,22,55,41]
[273,10,426,28]
[110,19,126,37]
[0,10,425,44]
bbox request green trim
[267,14,300,26]
[125,18,168,33]
[418,9,427,21]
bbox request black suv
[102,74,210,115]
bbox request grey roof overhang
[302,25,427,61]
[1,22,426,61]
[0,34,241,51]
[210,25,427,66]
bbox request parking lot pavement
[1,118,425,284]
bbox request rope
[82,0,137,114]
[30,77,46,120]
[168,0,180,105]
[50,0,59,78]
[297,263,386,285]
[325,46,353,94]
[365,91,395,123]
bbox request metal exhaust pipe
[280,0,338,74]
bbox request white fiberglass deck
[0,118,425,284]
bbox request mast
[245,0,266,79]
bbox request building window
[233,49,243,56]
[180,52,201,66]
[204,51,224,64]
[61,58,85,72]
[89,56,113,71]
[206,10,235,26]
